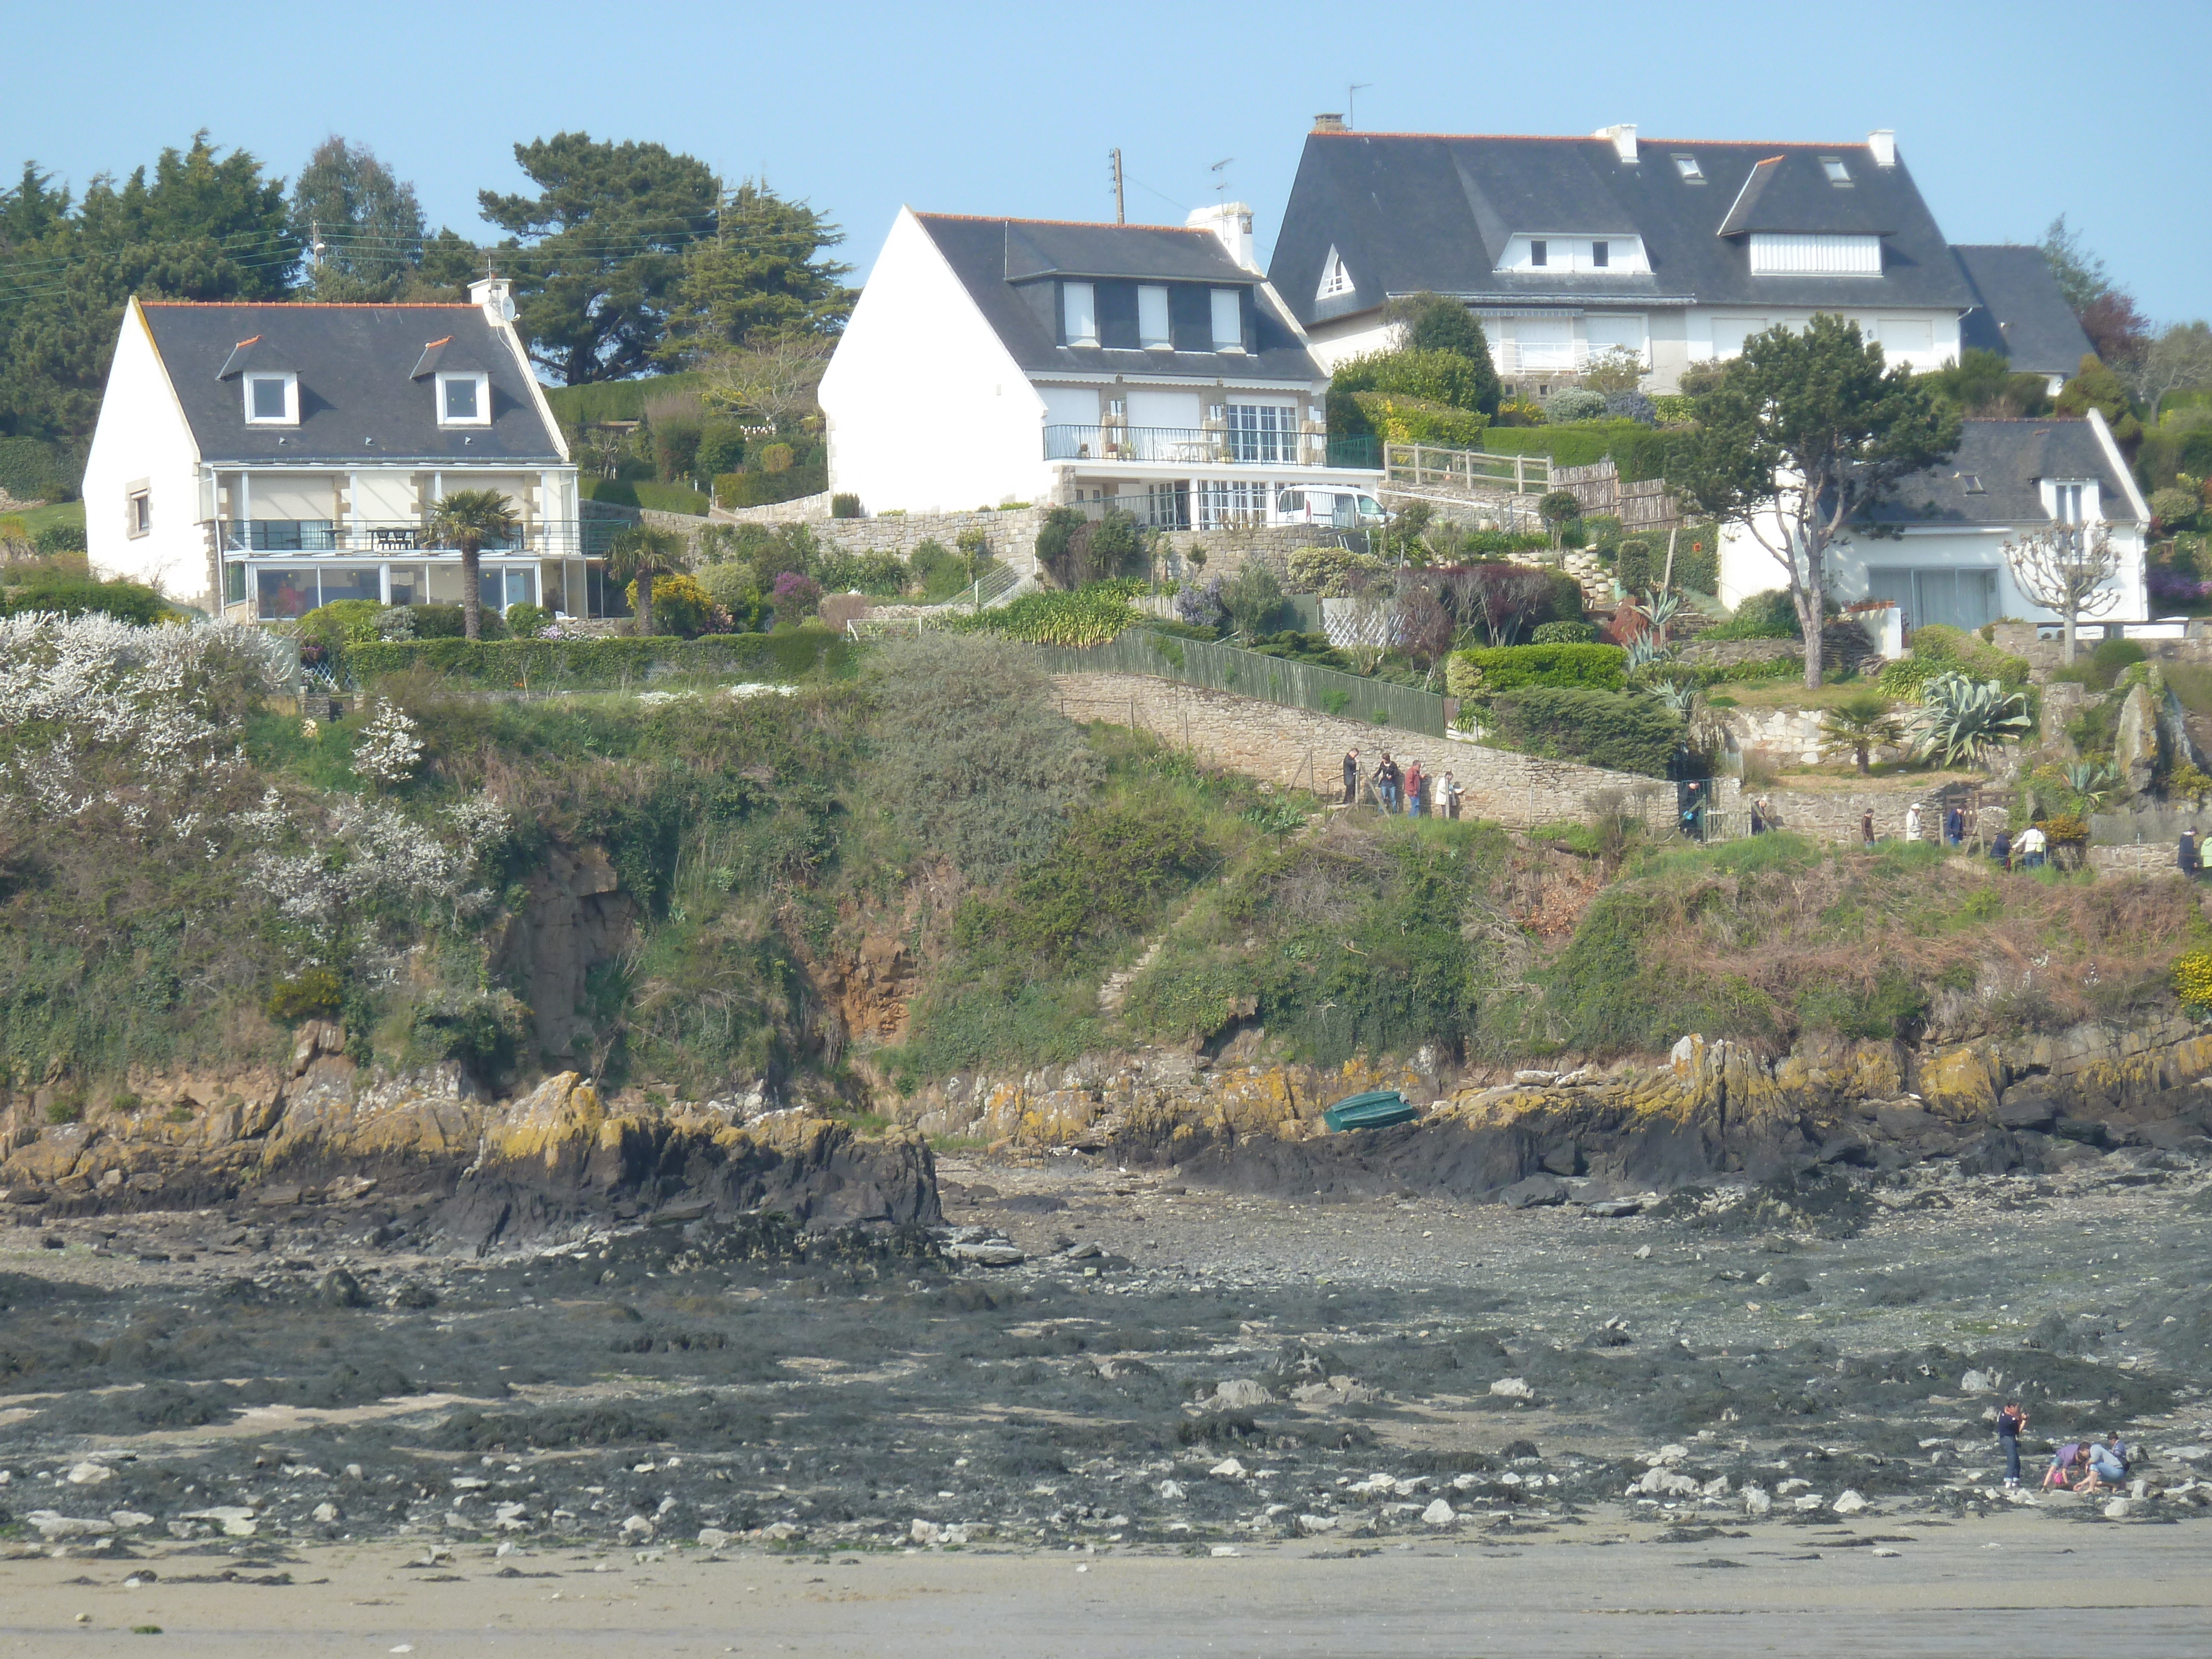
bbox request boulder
[1489,1378,1533,1399]
[1832,1489,1867,1515]
[1211,1379,1274,1411]
[1742,1485,1772,1516]
[1421,1498,1455,1525]
[1500,1174,1567,1209]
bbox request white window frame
[1137,285,1172,349]
[1672,154,1703,180]
[436,371,492,427]
[1529,239,1548,268]
[1316,246,1353,300]
[1063,282,1097,347]
[244,372,298,426]
[2043,479,2099,524]
[1210,288,1244,353]
[126,482,150,539]
[1592,240,1610,269]
[1820,156,1853,185]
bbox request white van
[1271,487,1389,529]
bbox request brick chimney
[1593,123,1639,163]
[1312,113,1345,133]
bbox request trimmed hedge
[1445,642,1626,701]
[1347,391,1490,448]
[344,626,855,687]
[1487,686,1681,777]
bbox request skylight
[1672,154,1703,181]
[1821,156,1852,185]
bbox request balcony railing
[218,519,612,557]
[1045,424,1364,469]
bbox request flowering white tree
[2002,523,2120,666]
[351,699,425,787]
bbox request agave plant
[1633,588,1686,646]
[1653,680,1697,719]
[1625,630,1677,673]
[2065,760,2118,803]
[1912,672,2032,768]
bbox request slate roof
[1270,133,1974,326]
[911,213,1325,385]
[1952,246,2094,378]
[139,301,566,465]
[1858,419,2139,528]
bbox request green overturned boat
[1322,1088,1417,1133]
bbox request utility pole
[1110,149,1125,224]
[309,218,324,273]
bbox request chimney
[1594,123,1639,163]
[1866,129,1896,168]
[1312,113,1345,133]
[470,274,517,324]
[1188,202,1258,272]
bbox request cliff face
[0,1033,939,1247]
[889,1016,2212,1197]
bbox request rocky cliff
[890,1015,2212,1198]
[0,1031,939,1248]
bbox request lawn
[3,499,86,539]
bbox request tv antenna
[1109,148,1125,224]
[1349,83,1372,129]
[1209,157,1234,200]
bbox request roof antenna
[1348,84,1372,130]
[1110,148,1125,225]
[1209,158,1234,200]
[309,218,325,273]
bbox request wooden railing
[1384,443,1552,497]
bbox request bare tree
[2003,523,2120,665]
[2122,321,2212,419]
[701,333,832,431]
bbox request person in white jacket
[1905,802,1923,842]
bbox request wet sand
[5,1512,2208,1658]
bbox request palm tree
[426,489,520,641]
[1819,691,1905,774]
[606,524,686,638]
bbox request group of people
[1983,822,2051,870]
[1996,1400,2132,1494]
[1343,748,1462,820]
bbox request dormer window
[1063,281,1097,347]
[1211,288,1244,352]
[1592,241,1610,269]
[2047,480,2095,524]
[1530,239,1548,268]
[437,371,491,427]
[1138,285,1172,349]
[244,372,297,426]
[1821,156,1852,185]
[1316,246,1353,299]
[1673,154,1703,181]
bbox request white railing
[1384,443,1553,495]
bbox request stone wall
[1051,671,1678,831]
[713,492,833,525]
[708,499,1048,575]
[1991,619,2212,675]
[1680,639,1803,668]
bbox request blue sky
[14,0,2209,326]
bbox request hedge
[1486,686,1681,776]
[1444,642,1626,701]
[344,626,855,687]
[0,435,76,503]
[1347,392,1490,448]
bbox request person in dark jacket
[1861,808,1876,846]
[2182,828,2201,877]
[1990,828,2012,869]
[1946,804,1966,846]
[1377,754,1400,814]
[1997,1400,2028,1489]
[1343,748,1360,806]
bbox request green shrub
[299,598,387,647]
[629,571,720,638]
[1347,392,1490,448]
[1541,387,1609,422]
[831,492,862,519]
[34,520,88,554]
[1531,620,1599,645]
[1124,954,1258,1043]
[695,420,748,479]
[1877,656,1945,696]
[408,603,469,639]
[1615,538,1652,594]
[1910,623,2032,687]
[1648,394,1695,424]
[410,989,530,1079]
[1486,686,1681,775]
[1671,525,1721,596]
[268,967,344,1024]
[505,602,552,639]
[2,572,165,624]
[0,435,76,502]
[2091,637,2147,687]
[1446,642,1627,701]
[948,585,1138,647]
[1705,589,1799,639]
[345,628,853,688]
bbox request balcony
[1044,424,1368,471]
[1491,341,1651,378]
[218,519,614,558]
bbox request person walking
[1405,759,1425,818]
[1376,753,1399,814]
[1342,747,1360,807]
[1990,827,2012,870]
[1441,770,1462,820]
[2018,820,2048,869]
[1861,808,1876,846]
[1905,801,1923,842]
[1997,1400,2028,1490]
[2181,828,2201,878]
[1946,802,1965,846]
[1750,794,1773,835]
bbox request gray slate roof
[1952,246,2094,378]
[1859,419,2138,528]
[141,302,566,465]
[1270,133,1973,325]
[912,214,1325,385]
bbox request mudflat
[4,1517,2209,1658]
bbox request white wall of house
[82,297,210,607]
[1302,312,1399,374]
[1689,306,1960,374]
[820,208,1049,514]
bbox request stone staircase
[1560,549,1616,613]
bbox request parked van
[1271,487,1389,529]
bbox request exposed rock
[1489,1377,1533,1399]
[1211,1379,1274,1411]
[1421,1498,1456,1525]
[1208,1458,1247,1479]
[2117,682,2157,796]
[1500,1174,1567,1209]
[1832,1489,1868,1515]
[1742,1485,1772,1516]
[64,1462,111,1486]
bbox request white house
[82,279,599,620]
[820,205,1381,529]
[1269,121,2060,395]
[1718,411,2150,633]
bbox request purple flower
[770,571,821,609]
